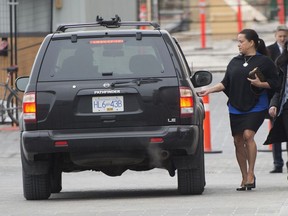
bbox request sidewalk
[173,21,280,72]
[0,124,19,131]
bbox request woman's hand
[197,83,225,97]
[269,106,277,118]
[247,73,262,87]
[247,74,270,89]
[197,89,210,97]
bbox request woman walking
[198,29,279,191]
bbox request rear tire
[177,167,205,195]
[21,146,51,200]
[177,126,205,195]
[22,172,51,200]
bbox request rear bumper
[22,125,200,159]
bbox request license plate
[92,96,124,113]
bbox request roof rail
[56,15,160,32]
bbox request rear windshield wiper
[102,72,113,76]
[111,80,133,87]
[111,78,162,87]
[134,78,162,86]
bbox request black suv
[16,16,212,200]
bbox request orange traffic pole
[199,0,206,49]
[203,95,222,154]
[237,0,243,32]
[277,0,285,24]
[139,3,147,29]
[203,95,211,151]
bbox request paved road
[1,73,288,216]
[0,20,286,214]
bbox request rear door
[36,32,180,130]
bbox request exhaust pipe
[159,150,170,160]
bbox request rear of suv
[16,16,212,200]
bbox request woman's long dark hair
[239,29,268,56]
[276,40,288,66]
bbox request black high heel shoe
[236,186,246,191]
[245,176,256,190]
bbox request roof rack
[56,15,160,32]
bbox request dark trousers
[272,142,284,168]
[273,102,288,169]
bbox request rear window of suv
[38,35,176,81]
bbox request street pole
[8,0,18,67]
[199,0,206,49]
[277,0,285,24]
[237,0,243,32]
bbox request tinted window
[38,36,176,81]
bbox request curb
[0,125,19,131]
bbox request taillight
[149,137,164,143]
[180,87,194,117]
[54,140,68,147]
[23,92,36,123]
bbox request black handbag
[248,67,266,82]
[248,67,266,95]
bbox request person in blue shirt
[198,29,279,191]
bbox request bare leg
[233,133,248,185]
[243,129,257,184]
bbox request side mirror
[15,76,29,92]
[191,70,212,88]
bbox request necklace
[243,56,253,67]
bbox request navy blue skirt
[229,110,267,136]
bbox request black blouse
[221,54,279,112]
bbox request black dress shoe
[270,167,283,173]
